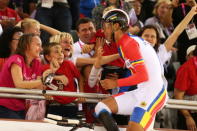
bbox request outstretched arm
[40,24,61,35]
[88,47,103,87]
[75,54,120,67]
[164,5,197,51]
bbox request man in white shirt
[71,17,96,64]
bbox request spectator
[68,0,80,30]
[139,5,197,68]
[42,42,80,118]
[35,0,72,44]
[71,17,97,122]
[18,18,60,41]
[0,34,47,119]
[145,0,173,43]
[174,45,197,131]
[22,0,38,17]
[186,45,197,60]
[8,0,34,19]
[140,0,156,23]
[67,17,119,67]
[0,0,21,29]
[172,0,197,64]
[171,0,180,8]
[80,0,100,18]
[0,26,23,71]
[126,0,143,34]
[72,17,96,65]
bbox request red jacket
[42,60,80,104]
[0,7,21,22]
[174,56,197,95]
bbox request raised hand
[96,47,103,59]
[82,44,94,53]
[94,47,103,68]
[95,37,105,49]
[54,75,69,86]
[50,58,60,73]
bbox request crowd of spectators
[0,0,196,130]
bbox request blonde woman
[50,32,74,59]
[145,0,173,43]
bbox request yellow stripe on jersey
[140,112,151,127]
[130,87,166,130]
[131,59,145,66]
[148,90,166,115]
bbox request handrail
[0,87,196,110]
[0,87,110,99]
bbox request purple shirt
[0,54,41,111]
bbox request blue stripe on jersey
[118,47,123,59]
[147,86,165,111]
[130,107,146,123]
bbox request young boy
[43,42,80,118]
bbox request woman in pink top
[0,33,46,119]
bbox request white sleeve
[0,24,2,36]
[157,44,172,66]
[88,66,102,88]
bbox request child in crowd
[0,33,47,119]
[42,43,80,118]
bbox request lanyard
[78,41,83,49]
[181,3,186,16]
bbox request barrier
[0,87,196,110]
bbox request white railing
[0,87,196,110]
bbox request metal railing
[0,87,196,110]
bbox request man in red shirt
[174,45,197,131]
[0,0,21,29]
